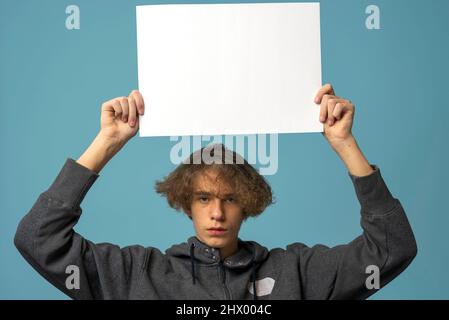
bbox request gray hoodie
[14,158,417,300]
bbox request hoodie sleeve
[14,158,150,300]
[286,165,417,299]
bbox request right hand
[98,90,145,147]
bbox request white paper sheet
[136,2,322,137]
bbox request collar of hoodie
[184,236,264,268]
[166,236,269,300]
[186,236,264,300]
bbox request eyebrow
[193,191,235,197]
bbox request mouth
[207,228,227,236]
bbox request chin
[204,236,228,248]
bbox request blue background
[1,0,448,299]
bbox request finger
[131,90,145,115]
[334,101,355,120]
[119,97,129,122]
[333,102,344,121]
[327,98,347,125]
[314,83,335,104]
[319,94,334,123]
[332,100,350,120]
[128,96,137,127]
[111,100,123,119]
[327,98,338,126]
[101,99,116,115]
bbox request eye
[199,196,209,203]
[225,197,235,203]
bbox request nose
[210,198,225,221]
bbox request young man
[15,85,417,299]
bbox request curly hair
[155,143,274,219]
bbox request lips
[207,228,227,236]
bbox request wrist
[96,130,126,153]
[77,133,122,173]
[330,136,374,177]
[328,134,356,154]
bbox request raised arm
[285,85,417,299]
[14,90,150,299]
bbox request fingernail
[320,116,324,122]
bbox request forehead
[192,168,234,195]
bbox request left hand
[314,84,355,149]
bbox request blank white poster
[136,2,322,137]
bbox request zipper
[219,261,231,300]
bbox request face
[186,168,245,258]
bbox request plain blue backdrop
[1,0,448,299]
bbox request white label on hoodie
[248,277,275,296]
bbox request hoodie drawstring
[250,244,258,300]
[190,243,196,285]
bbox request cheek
[189,207,207,226]
[229,211,245,228]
